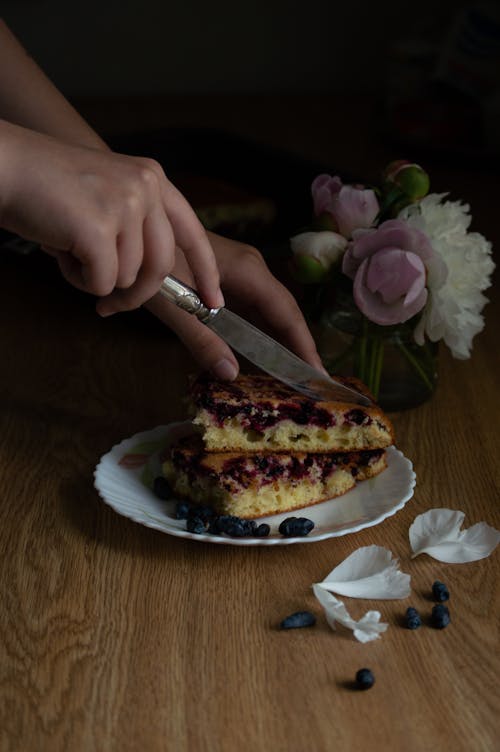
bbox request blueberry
[186,516,207,534]
[431,604,451,629]
[242,519,258,536]
[207,518,222,535]
[153,476,172,500]
[355,668,375,690]
[345,409,368,425]
[215,514,238,527]
[224,519,249,537]
[432,580,450,602]
[213,515,248,537]
[254,523,271,537]
[207,515,265,538]
[214,515,242,534]
[190,505,216,522]
[405,607,422,630]
[278,517,315,537]
[280,611,316,629]
[175,501,191,519]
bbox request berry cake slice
[189,373,394,453]
[162,435,387,519]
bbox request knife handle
[159,275,219,322]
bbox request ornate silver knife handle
[159,275,220,323]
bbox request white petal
[312,584,388,642]
[318,545,411,599]
[290,231,347,267]
[353,611,388,643]
[409,508,500,562]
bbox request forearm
[0,19,106,151]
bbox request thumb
[146,293,240,381]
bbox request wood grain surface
[1,98,499,752]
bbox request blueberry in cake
[188,373,394,453]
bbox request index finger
[161,183,224,309]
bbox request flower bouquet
[290,161,495,410]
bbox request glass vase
[312,302,438,411]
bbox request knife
[159,275,371,406]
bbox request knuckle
[122,188,142,214]
[86,218,114,246]
[239,244,265,267]
[136,159,163,188]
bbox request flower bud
[383,160,430,200]
[290,231,347,282]
[290,254,329,283]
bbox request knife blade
[159,275,371,406]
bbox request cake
[189,373,394,453]
[162,433,387,519]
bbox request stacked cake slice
[162,373,395,519]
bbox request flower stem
[397,341,434,392]
[363,333,384,400]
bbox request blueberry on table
[153,476,172,500]
[431,604,451,629]
[355,668,375,690]
[278,517,315,537]
[432,580,450,602]
[280,611,316,629]
[405,607,422,630]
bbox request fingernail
[97,305,114,318]
[212,358,238,381]
[215,289,225,308]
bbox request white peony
[399,193,495,358]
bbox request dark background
[2,1,500,245]
[1,1,466,96]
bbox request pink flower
[311,174,379,238]
[342,219,435,325]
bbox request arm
[0,19,323,377]
[0,20,223,311]
[0,19,106,149]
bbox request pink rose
[342,219,434,325]
[311,174,379,238]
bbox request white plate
[94,422,416,546]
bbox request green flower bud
[396,165,430,200]
[383,160,430,200]
[291,254,329,283]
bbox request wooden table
[1,98,499,751]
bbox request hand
[0,120,224,311]
[146,232,325,379]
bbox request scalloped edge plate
[94,422,416,546]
